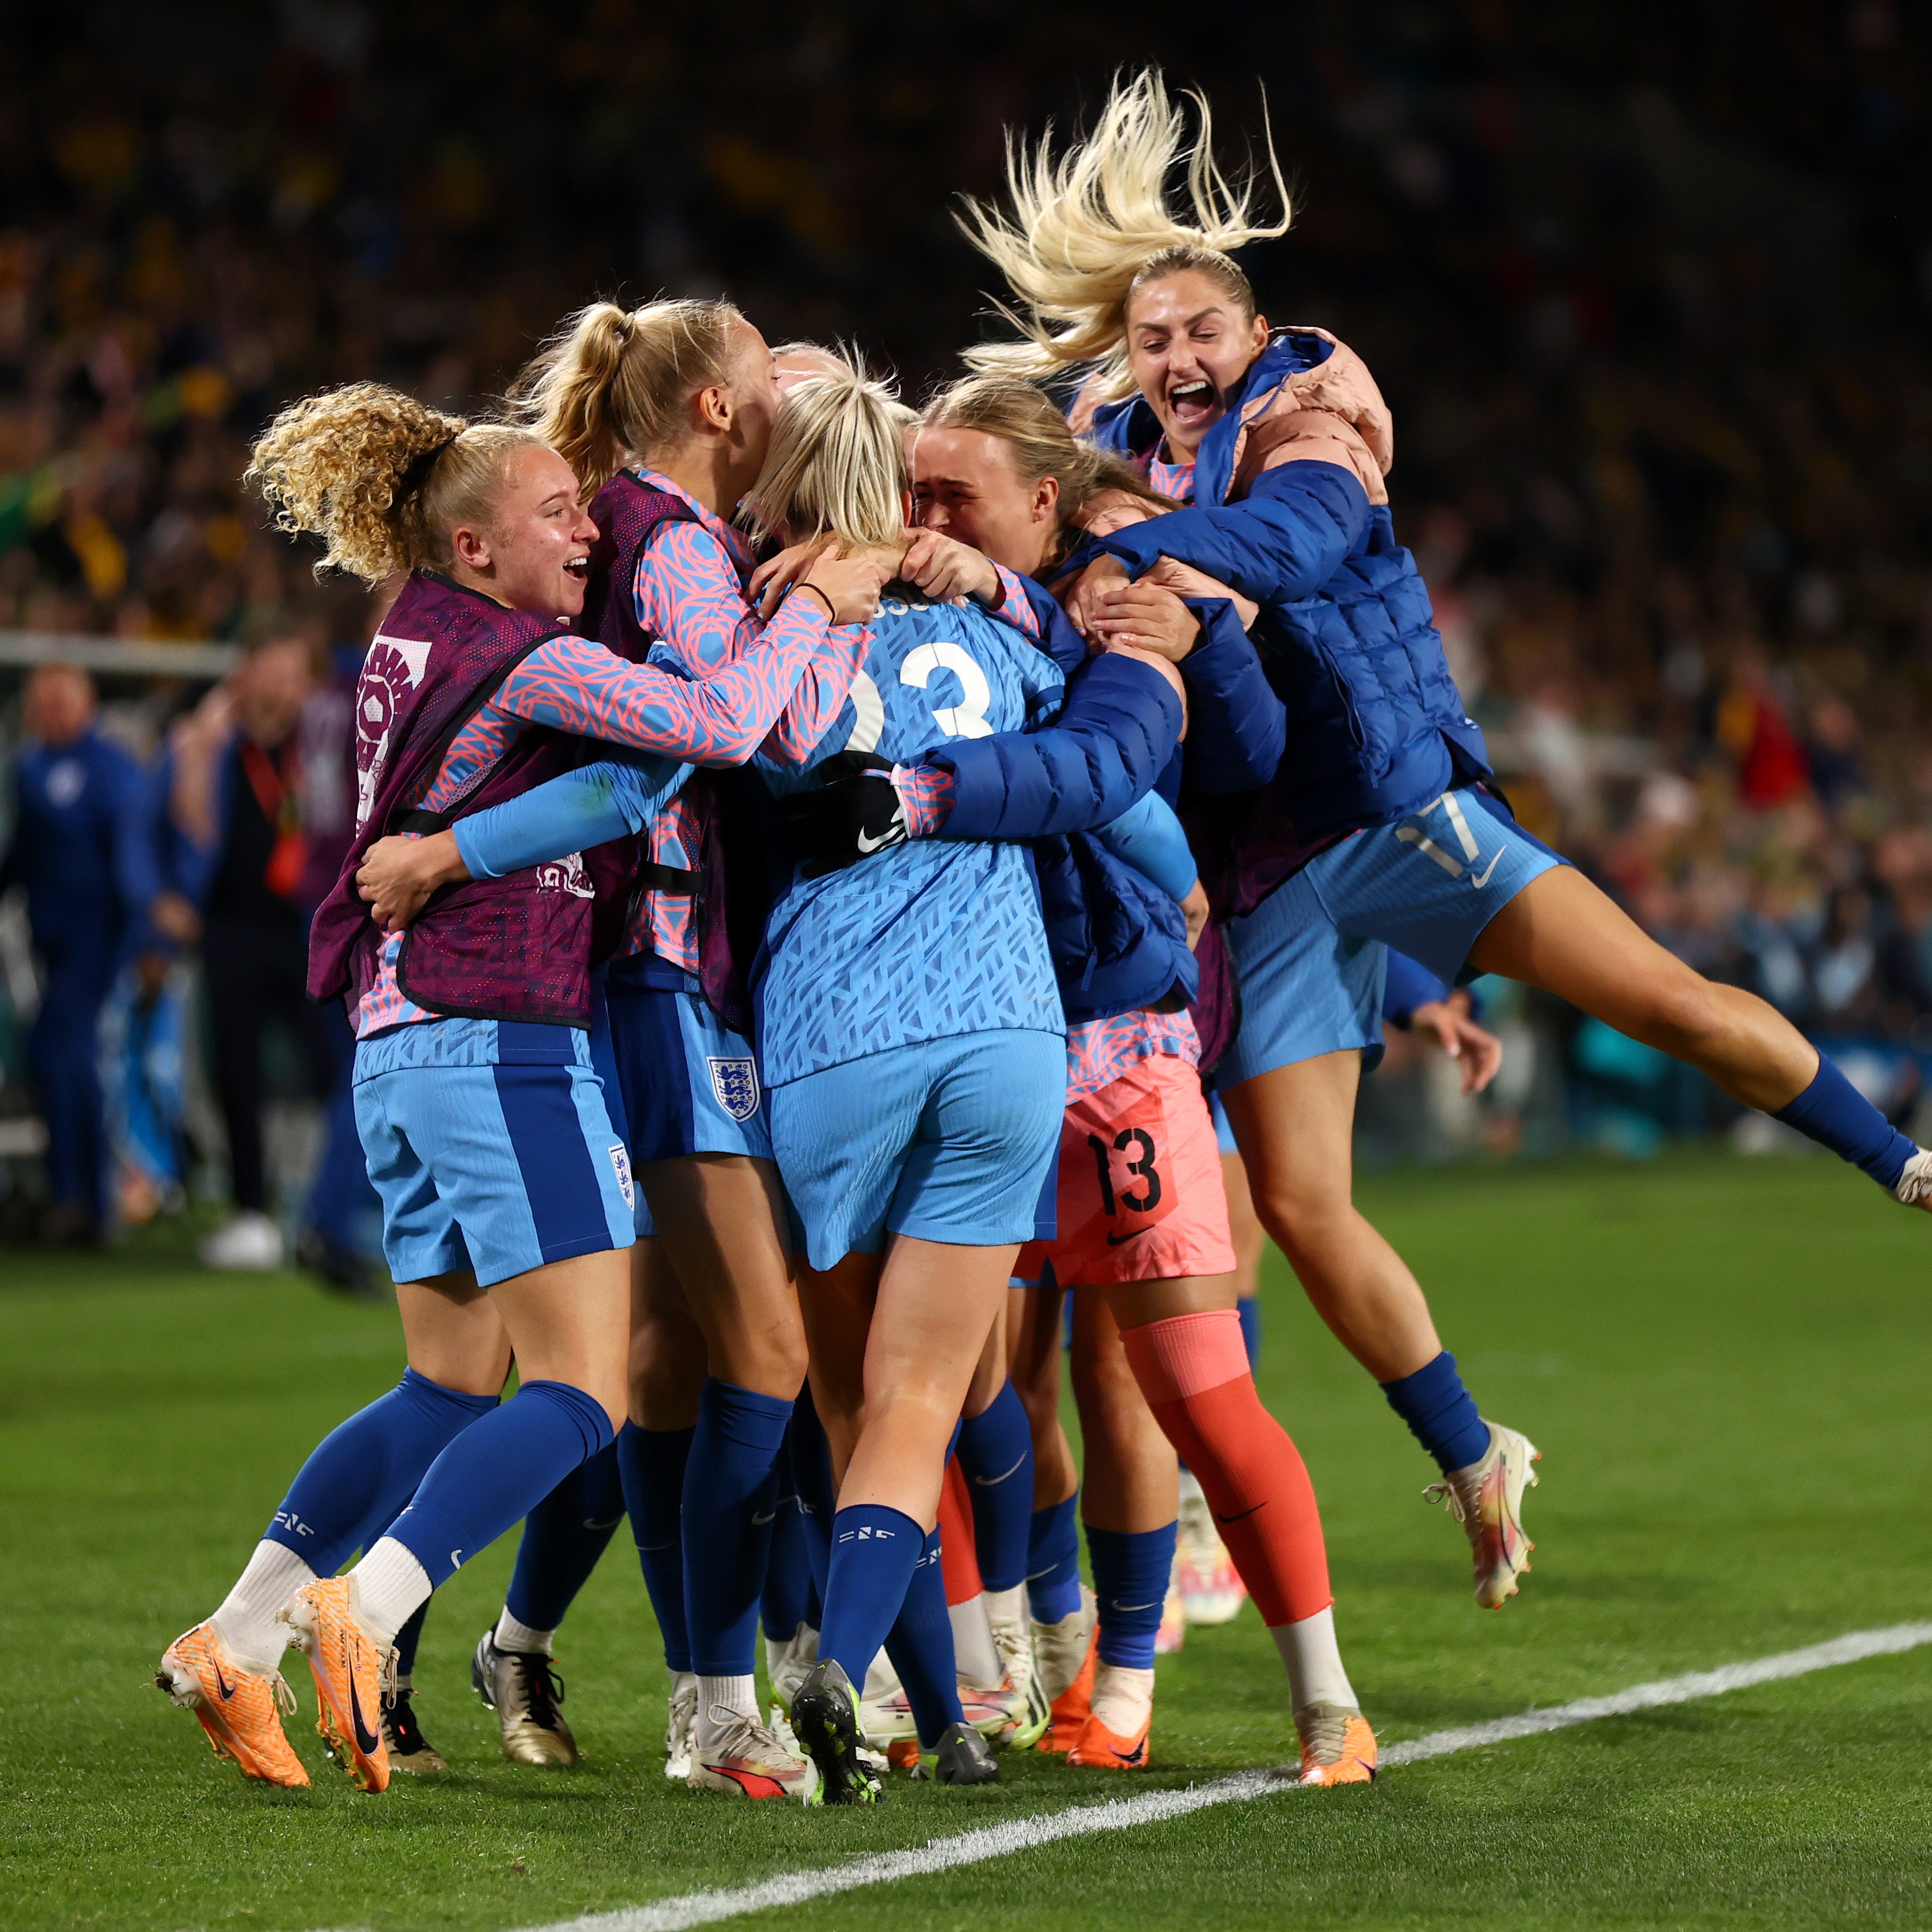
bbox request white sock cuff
[213,1541,317,1673]
[1270,1605,1357,1713]
[352,1537,432,1649]
[1090,1661,1156,1732]
[494,1608,555,1655]
[983,1583,1027,1627]
[697,1674,759,1732]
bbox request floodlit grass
[2,1149,1929,1930]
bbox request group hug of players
[156,72,1932,1806]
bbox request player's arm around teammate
[887,391,1375,1785]
[737,364,1181,1802]
[351,303,882,1799]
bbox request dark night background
[8,0,1932,1090]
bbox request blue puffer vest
[1086,331,1491,918]
[929,587,1195,1026]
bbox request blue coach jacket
[930,583,1278,1025]
[1085,329,1492,918]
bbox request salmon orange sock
[1118,1308,1331,1627]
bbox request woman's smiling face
[1124,268,1269,462]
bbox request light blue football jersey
[756,586,1067,1086]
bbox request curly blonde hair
[510,298,746,497]
[958,69,1290,399]
[247,383,541,584]
[741,356,906,552]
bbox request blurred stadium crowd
[3,0,1931,1236]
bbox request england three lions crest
[707,1057,760,1122]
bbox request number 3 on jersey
[844,641,994,753]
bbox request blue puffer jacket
[928,582,1278,1024]
[1085,329,1491,918]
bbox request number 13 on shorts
[1086,1120,1174,1242]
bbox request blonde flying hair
[920,374,1168,567]
[512,297,747,496]
[246,382,541,584]
[742,355,906,552]
[958,68,1290,400]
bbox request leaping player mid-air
[955,68,1932,1612]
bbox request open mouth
[563,555,590,583]
[1166,379,1220,431]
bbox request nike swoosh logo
[972,1454,1027,1486]
[1110,1741,1148,1765]
[855,824,901,853]
[213,1660,236,1702]
[1468,851,1502,890]
[752,1510,777,1525]
[1105,1228,1147,1246]
[1216,1502,1265,1523]
[1113,1600,1159,1613]
[348,1672,381,1757]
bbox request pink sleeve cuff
[890,763,955,837]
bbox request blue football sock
[387,1380,613,1591]
[1087,1522,1179,1670]
[819,1503,925,1694]
[1381,1350,1490,1475]
[617,1420,694,1674]
[1776,1055,1918,1189]
[955,1379,1033,1593]
[761,1424,821,1642]
[263,1367,499,1575]
[1028,1491,1083,1622]
[504,1440,625,1635]
[787,1392,835,1604]
[883,1528,964,1748]
[682,1380,793,1678]
[1238,1293,1262,1371]
[392,1600,429,1680]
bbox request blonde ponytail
[957,68,1290,398]
[246,382,541,583]
[513,297,745,494]
[742,356,906,552]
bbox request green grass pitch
[3,1148,1930,1931]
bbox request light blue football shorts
[767,1030,1066,1271]
[598,979,772,1240]
[355,1026,636,1289]
[1215,786,1560,1092]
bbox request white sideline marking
[489,1623,1932,1932]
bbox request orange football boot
[1066,1708,1151,1770]
[1038,1624,1096,1753]
[282,1577,392,1792]
[156,1621,309,1787]
[1295,1704,1377,1786]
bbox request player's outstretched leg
[1225,1057,1540,1608]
